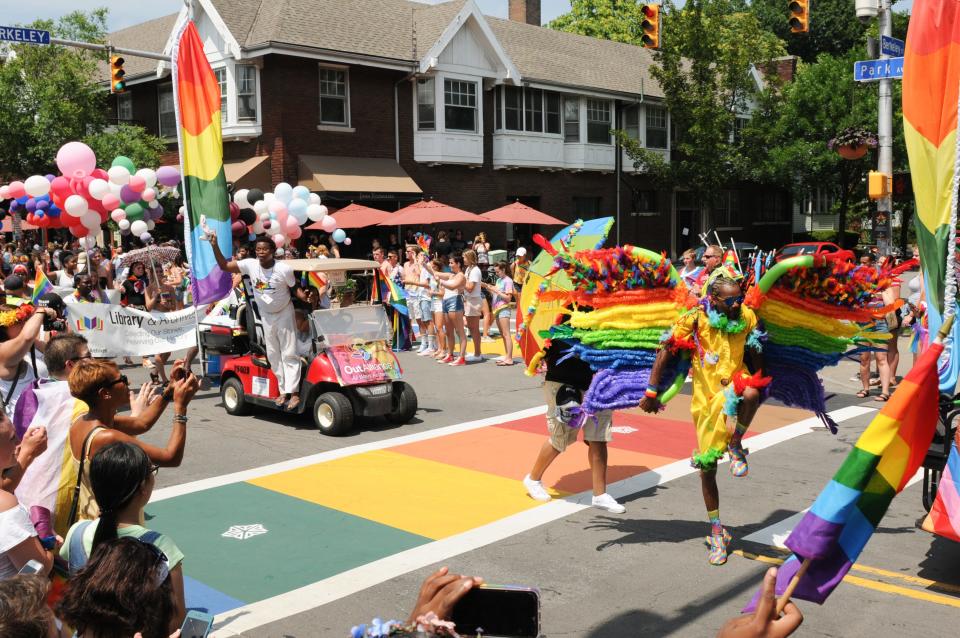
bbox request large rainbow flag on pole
[172,20,232,305]
[750,341,944,607]
[903,0,960,391]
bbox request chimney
[509,0,541,26]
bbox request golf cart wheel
[314,392,354,435]
[386,382,418,424]
[221,377,251,416]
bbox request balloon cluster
[0,141,181,243]
[219,182,350,248]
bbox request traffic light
[789,0,809,34]
[868,171,891,200]
[110,55,126,94]
[640,4,660,49]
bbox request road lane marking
[207,404,874,636]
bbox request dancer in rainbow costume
[518,224,896,565]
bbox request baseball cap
[12,264,28,275]
[516,247,527,257]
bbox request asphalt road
[131,334,960,638]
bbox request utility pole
[876,0,894,256]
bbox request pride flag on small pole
[31,268,53,304]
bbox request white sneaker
[417,342,428,354]
[418,348,436,357]
[465,354,484,363]
[591,493,626,513]
[523,475,551,502]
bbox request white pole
[876,0,893,257]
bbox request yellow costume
[668,304,767,470]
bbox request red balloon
[49,176,72,209]
[229,202,241,221]
[69,225,89,238]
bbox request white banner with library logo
[64,304,201,357]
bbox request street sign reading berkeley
[0,26,51,45]
[881,35,905,57]
[854,57,904,82]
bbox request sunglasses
[703,254,720,259]
[67,353,92,363]
[94,374,128,394]
[717,294,744,306]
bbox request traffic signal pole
[876,0,894,256]
[48,36,169,62]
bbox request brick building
[107,0,792,255]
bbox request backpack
[67,520,163,575]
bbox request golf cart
[922,392,960,511]
[199,258,418,435]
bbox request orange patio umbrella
[480,201,566,225]
[376,199,481,226]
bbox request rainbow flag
[751,341,943,607]
[304,271,326,290]
[172,20,232,305]
[372,271,408,316]
[31,268,53,304]
[903,0,960,390]
[922,443,960,542]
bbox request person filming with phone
[209,232,312,411]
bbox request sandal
[856,389,870,398]
[874,393,890,402]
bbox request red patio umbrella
[1,217,39,233]
[480,201,566,225]
[376,199,481,226]
[312,203,392,230]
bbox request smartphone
[18,559,44,575]
[180,610,214,638]
[450,585,540,638]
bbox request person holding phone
[59,442,186,632]
[66,358,198,529]
[425,254,468,365]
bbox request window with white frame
[158,84,176,138]
[444,79,477,132]
[417,78,435,131]
[524,88,543,133]
[586,99,611,144]
[623,105,640,142]
[646,104,668,149]
[116,92,133,122]
[236,65,257,121]
[503,86,522,131]
[732,116,749,144]
[545,92,561,134]
[213,67,228,123]
[564,97,580,143]
[319,67,348,125]
[496,87,561,134]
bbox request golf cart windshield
[310,304,392,346]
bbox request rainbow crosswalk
[145,397,811,618]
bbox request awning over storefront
[298,155,421,195]
[224,156,272,191]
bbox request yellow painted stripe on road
[733,550,960,607]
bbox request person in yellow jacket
[640,275,768,566]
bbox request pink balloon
[0,186,8,200]
[284,216,299,232]
[344,237,352,246]
[229,202,241,221]
[56,142,97,179]
[110,209,126,222]
[273,235,286,248]
[288,225,302,240]
[101,194,121,210]
[7,181,25,199]
[128,175,146,192]
[320,215,337,233]
[141,188,157,202]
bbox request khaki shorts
[464,295,482,317]
[543,380,612,452]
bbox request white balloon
[24,175,51,197]
[108,165,131,185]
[87,178,110,200]
[64,194,88,217]
[272,234,286,247]
[146,220,156,231]
[274,182,293,204]
[118,219,131,230]
[259,212,271,222]
[306,204,326,222]
[130,220,148,236]
[308,193,322,205]
[179,205,186,215]
[82,236,98,249]
[253,200,268,215]
[80,210,101,231]
[110,209,126,222]
[109,182,124,198]
[135,168,157,189]
[263,192,275,204]
[233,189,250,208]
[148,199,160,209]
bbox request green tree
[616,0,785,215]
[547,0,650,45]
[749,0,867,62]
[0,9,165,179]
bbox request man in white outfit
[210,234,310,410]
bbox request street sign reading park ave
[854,57,904,82]
[0,26,50,45]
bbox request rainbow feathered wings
[519,246,895,425]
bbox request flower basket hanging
[828,127,878,161]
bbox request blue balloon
[248,232,256,242]
[16,196,28,204]
[47,206,60,217]
[332,228,347,243]
[24,198,37,212]
[9,200,19,211]
[292,185,311,201]
[288,199,307,216]
[35,200,49,211]
[35,210,44,219]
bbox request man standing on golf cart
[209,232,312,411]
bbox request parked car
[774,241,842,261]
